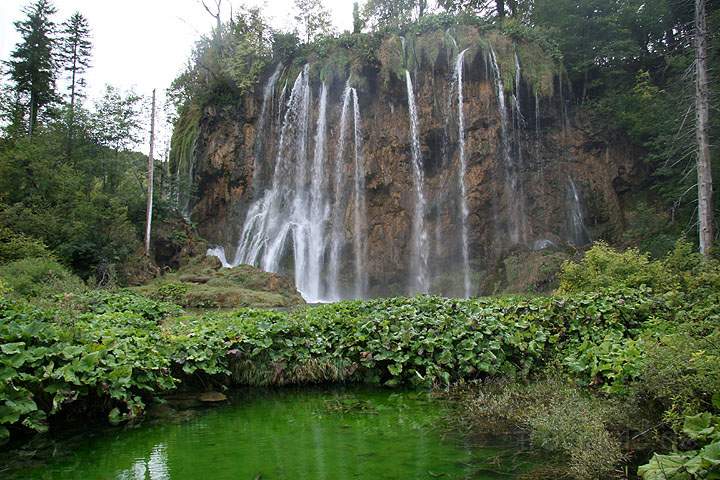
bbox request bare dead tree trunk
[696,0,714,257]
[145,89,156,256]
[201,0,223,38]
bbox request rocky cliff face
[177,28,643,299]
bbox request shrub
[0,257,85,299]
[75,289,182,322]
[155,282,190,304]
[634,319,720,433]
[0,227,52,264]
[462,378,624,479]
[557,241,672,294]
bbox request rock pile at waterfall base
[136,256,305,309]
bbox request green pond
[3,387,541,480]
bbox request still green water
[4,388,537,480]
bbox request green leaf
[0,342,25,355]
[684,413,716,441]
[638,453,691,480]
[108,407,123,425]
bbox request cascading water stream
[488,46,526,245]
[210,66,322,298]
[568,177,591,246]
[303,83,330,300]
[405,70,430,294]
[327,84,354,301]
[454,49,472,298]
[252,63,283,190]
[351,89,368,299]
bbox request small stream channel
[3,387,543,479]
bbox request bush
[74,289,182,322]
[462,378,624,479]
[634,319,720,433]
[0,227,51,264]
[0,257,85,299]
[557,241,672,294]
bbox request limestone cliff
[173,27,644,299]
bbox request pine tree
[353,1,363,34]
[59,12,91,114]
[59,12,92,156]
[6,0,58,136]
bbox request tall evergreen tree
[353,1,363,34]
[59,12,91,115]
[6,0,58,136]
[58,12,92,156]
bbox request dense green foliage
[0,284,670,444]
[0,257,85,299]
[0,1,180,283]
[452,241,720,478]
[639,413,720,479]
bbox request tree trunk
[496,0,505,18]
[29,90,37,136]
[67,47,78,159]
[145,89,157,256]
[696,0,714,257]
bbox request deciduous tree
[294,0,334,43]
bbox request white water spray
[405,70,430,294]
[454,49,472,298]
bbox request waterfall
[488,46,526,245]
[252,63,283,190]
[215,72,368,302]
[210,66,318,296]
[405,70,430,294]
[209,69,371,302]
[351,89,368,298]
[568,178,591,246]
[304,83,330,300]
[327,84,354,300]
[454,50,472,298]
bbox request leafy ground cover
[1,241,718,479]
[0,285,666,446]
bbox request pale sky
[0,0,355,152]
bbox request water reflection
[7,388,536,480]
[117,444,170,480]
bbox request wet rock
[183,28,643,296]
[199,391,228,403]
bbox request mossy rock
[135,255,304,309]
[502,249,570,294]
